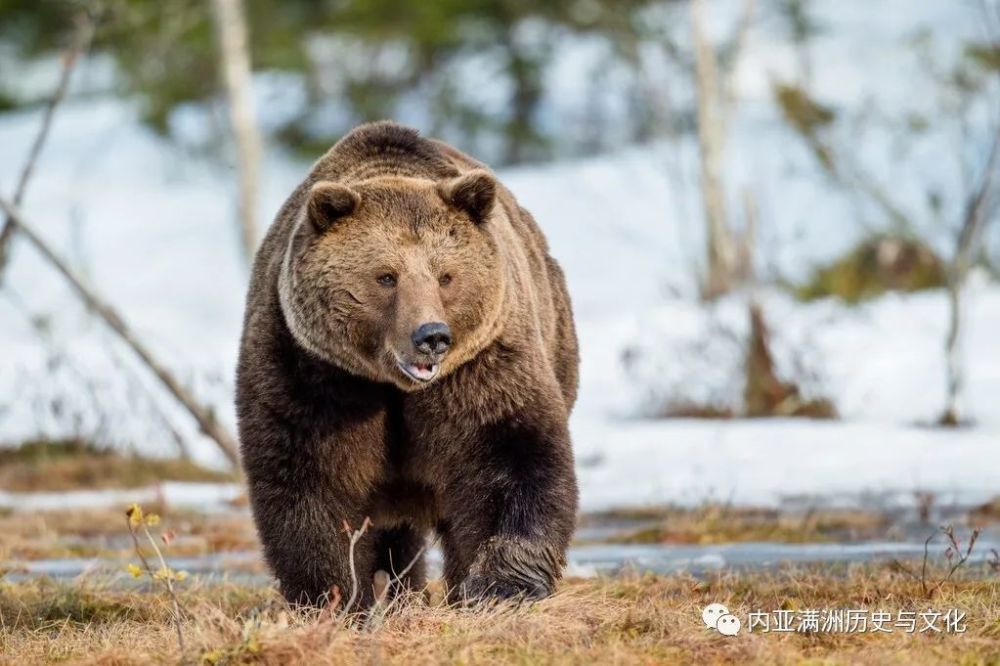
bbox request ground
[2,487,999,665]
[2,567,998,665]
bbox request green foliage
[0,0,663,163]
[773,82,835,137]
[0,88,22,112]
[965,42,1000,72]
[0,0,84,55]
[773,82,837,170]
[795,235,947,303]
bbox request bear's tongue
[399,360,439,382]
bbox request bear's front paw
[458,536,563,604]
[460,572,548,604]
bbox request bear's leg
[440,399,578,603]
[373,524,428,595]
[239,374,391,608]
[248,480,380,608]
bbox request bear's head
[278,170,507,390]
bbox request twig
[106,344,193,459]
[988,548,1000,574]
[920,528,936,597]
[891,525,982,599]
[928,526,981,597]
[364,534,439,631]
[389,535,438,592]
[0,197,241,465]
[889,529,943,595]
[144,524,186,651]
[340,517,372,618]
[6,285,194,457]
[0,13,94,283]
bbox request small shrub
[796,235,946,303]
[744,303,837,418]
[624,299,836,420]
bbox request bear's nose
[411,322,452,355]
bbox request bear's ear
[437,170,497,223]
[307,181,360,232]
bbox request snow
[574,418,1000,512]
[0,482,243,512]
[1,1,998,512]
[618,284,1000,425]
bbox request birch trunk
[210,0,262,265]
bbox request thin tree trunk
[692,0,737,298]
[940,131,1000,425]
[721,0,756,125]
[0,197,241,465]
[941,278,964,425]
[209,0,262,265]
[0,15,93,284]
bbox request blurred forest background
[0,0,998,505]
[4,7,1000,662]
[1,0,672,165]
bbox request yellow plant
[124,503,189,651]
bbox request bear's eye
[439,273,452,287]
[377,273,397,287]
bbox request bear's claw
[458,536,563,604]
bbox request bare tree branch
[956,133,1000,277]
[940,3,1000,425]
[209,0,263,266]
[0,197,241,465]
[0,14,94,284]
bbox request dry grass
[0,508,260,561]
[2,483,997,663]
[2,566,999,665]
[585,504,891,544]
[0,439,236,492]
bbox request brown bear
[236,121,578,607]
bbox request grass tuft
[0,438,236,492]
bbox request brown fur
[236,121,579,606]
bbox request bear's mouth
[396,358,440,383]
